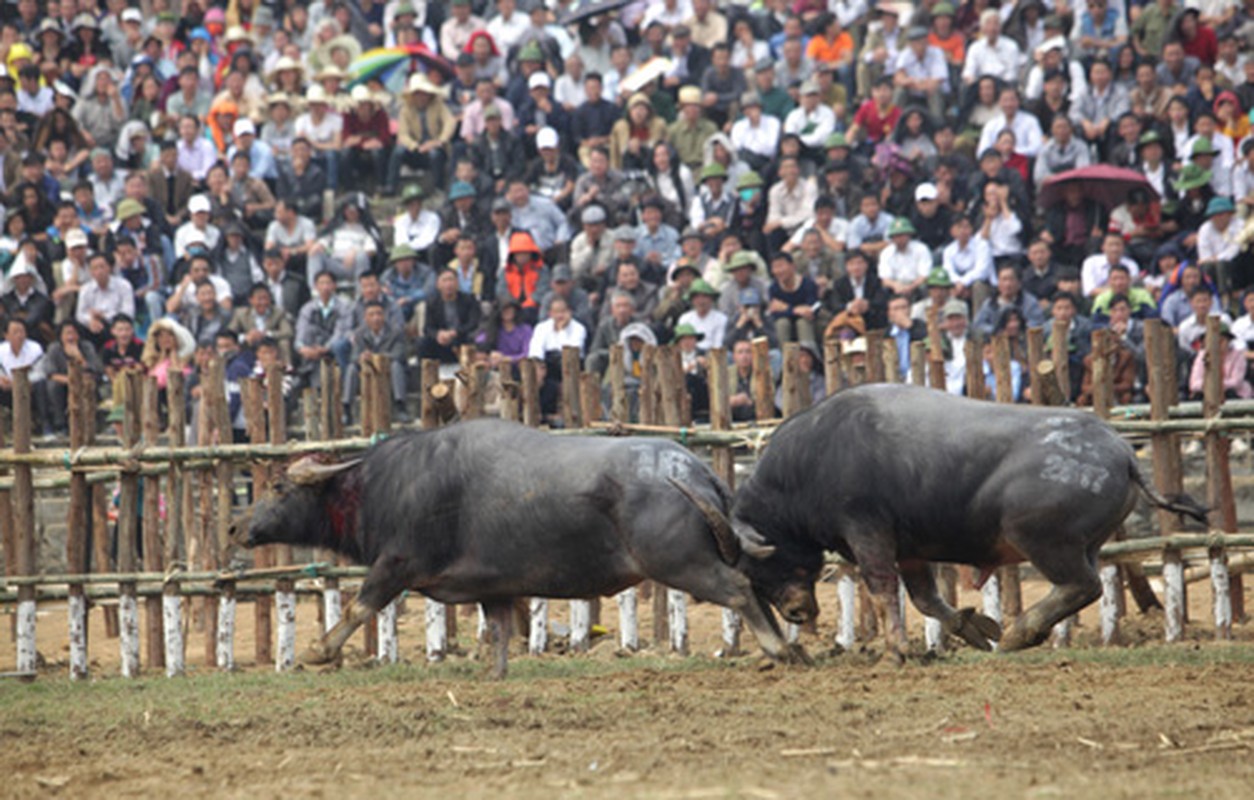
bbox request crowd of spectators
[4,0,1254,436]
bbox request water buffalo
[703,384,1207,660]
[231,419,802,677]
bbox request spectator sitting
[528,294,587,423]
[393,184,441,258]
[676,279,727,352]
[587,290,637,376]
[0,318,49,434]
[829,250,889,332]
[942,215,994,303]
[343,300,410,423]
[878,217,932,298]
[979,337,1023,402]
[652,258,700,334]
[229,284,295,364]
[1189,322,1252,400]
[380,245,431,324]
[768,251,819,346]
[419,268,483,365]
[1177,289,1236,354]
[1,257,55,345]
[1091,264,1157,322]
[973,263,1046,337]
[1081,232,1141,298]
[477,298,533,374]
[496,231,550,326]
[76,252,135,350]
[295,270,355,385]
[41,321,103,435]
[914,266,955,325]
[276,138,327,222]
[180,279,232,347]
[309,194,381,290]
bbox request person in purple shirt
[477,297,533,377]
[767,250,820,345]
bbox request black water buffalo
[231,419,801,676]
[713,384,1207,659]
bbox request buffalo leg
[481,599,515,679]
[1001,544,1102,652]
[899,560,1001,651]
[302,555,411,665]
[841,533,910,662]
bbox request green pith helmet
[687,278,720,298]
[925,266,954,288]
[699,162,728,182]
[887,217,917,237]
[736,170,764,190]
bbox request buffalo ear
[287,456,362,485]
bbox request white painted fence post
[324,585,342,631]
[528,598,548,655]
[1164,556,1185,643]
[275,589,296,672]
[924,617,944,653]
[216,592,236,670]
[68,594,88,680]
[570,600,591,653]
[163,592,184,677]
[425,599,447,661]
[615,589,638,651]
[1211,555,1232,639]
[718,609,741,657]
[16,599,37,674]
[1100,563,1121,645]
[667,589,688,655]
[119,593,140,677]
[835,570,857,651]
[376,600,398,664]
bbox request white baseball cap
[121,8,142,23]
[65,229,88,249]
[188,194,211,215]
[233,118,256,138]
[528,71,551,90]
[536,126,559,150]
[183,228,207,247]
[915,182,939,202]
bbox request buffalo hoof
[298,641,340,666]
[777,643,814,666]
[997,623,1041,652]
[944,608,1002,652]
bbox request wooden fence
[1,318,1252,680]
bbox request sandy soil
[2,579,1254,799]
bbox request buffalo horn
[287,456,363,485]
[667,478,742,565]
[734,522,777,560]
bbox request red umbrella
[1037,165,1159,209]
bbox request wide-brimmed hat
[678,85,702,105]
[888,217,917,237]
[1190,138,1221,158]
[149,318,197,360]
[1173,163,1212,191]
[389,244,418,263]
[400,183,424,203]
[687,278,719,298]
[728,251,758,271]
[673,323,703,340]
[736,171,764,190]
[1136,130,1163,151]
[404,72,447,97]
[699,162,728,182]
[926,266,954,288]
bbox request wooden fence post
[1027,327,1046,406]
[268,364,296,672]
[208,358,235,671]
[419,357,449,661]
[371,354,399,665]
[165,365,187,676]
[706,346,741,656]
[141,376,165,670]
[865,330,885,384]
[519,358,541,429]
[822,334,858,650]
[1146,319,1186,642]
[242,378,272,666]
[780,342,802,419]
[655,344,688,655]
[1051,318,1071,402]
[991,334,1023,624]
[561,345,583,429]
[608,344,628,423]
[1089,328,1124,646]
[66,361,89,680]
[1202,317,1234,640]
[751,337,773,421]
[909,340,926,387]
[117,370,142,677]
[11,369,37,675]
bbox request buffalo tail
[1128,459,1209,524]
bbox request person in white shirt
[942,215,994,298]
[392,183,442,253]
[1081,232,1141,297]
[878,217,933,296]
[0,318,48,432]
[783,80,836,155]
[529,294,588,422]
[730,92,780,168]
[977,86,1044,158]
[485,0,530,54]
[893,27,949,120]
[173,194,221,259]
[75,252,136,348]
[940,299,970,395]
[1197,196,1242,294]
[962,10,1023,86]
[676,279,728,352]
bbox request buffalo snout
[779,585,819,625]
[228,512,255,548]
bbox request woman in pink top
[1189,323,1254,400]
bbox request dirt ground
[2,580,1254,799]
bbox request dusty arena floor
[2,584,1254,799]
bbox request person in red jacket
[496,231,551,325]
[342,85,394,194]
[1176,8,1218,66]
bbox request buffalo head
[229,456,362,549]
[736,526,823,626]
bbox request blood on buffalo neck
[319,468,366,561]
